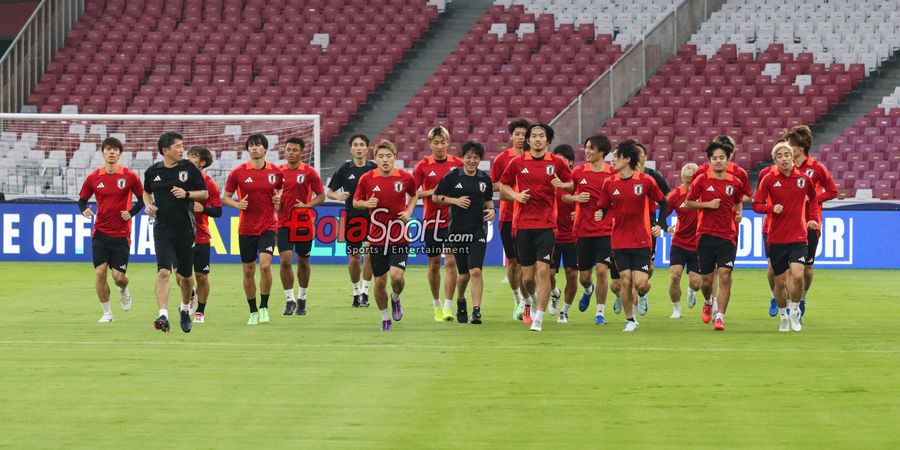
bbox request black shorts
[697,235,737,275]
[238,231,276,264]
[277,227,312,257]
[500,221,518,259]
[515,228,555,266]
[806,229,819,265]
[155,232,195,278]
[423,226,449,258]
[369,243,409,277]
[91,231,130,272]
[344,212,368,254]
[768,242,807,276]
[669,244,699,274]
[452,230,487,274]
[576,236,613,271]
[193,243,211,274]
[551,241,578,271]
[612,247,652,274]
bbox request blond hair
[373,140,397,156]
[681,163,699,180]
[427,126,450,142]
[771,141,794,160]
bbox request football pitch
[1,262,898,449]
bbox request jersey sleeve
[327,165,343,192]
[79,172,94,201]
[404,173,417,197]
[738,168,752,197]
[310,170,324,195]
[274,166,284,190]
[143,167,153,193]
[188,164,207,191]
[433,170,453,197]
[752,177,772,214]
[489,154,504,183]
[483,176,494,204]
[352,174,368,202]
[499,158,516,186]
[412,161,425,189]
[816,164,838,204]
[733,179,745,204]
[596,179,611,210]
[557,158,572,182]
[129,170,144,197]
[207,180,223,207]
[648,176,664,203]
[687,175,703,201]
[225,167,239,194]
[805,176,818,221]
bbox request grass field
[1,262,899,449]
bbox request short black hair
[615,139,640,170]
[635,142,648,157]
[188,146,213,168]
[525,124,554,147]
[285,137,305,149]
[584,134,611,157]
[157,132,183,155]
[101,137,123,153]
[507,117,533,134]
[349,134,370,146]
[245,133,268,150]
[552,144,575,162]
[706,140,734,159]
[460,141,484,159]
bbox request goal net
[0,113,320,200]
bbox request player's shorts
[344,212,368,254]
[669,244,699,274]
[515,228,555,266]
[154,233,195,278]
[238,231,276,264]
[697,235,737,275]
[576,236,618,277]
[551,241,578,271]
[452,230,487,275]
[193,243,211,274]
[369,243,409,277]
[91,231,130,272]
[423,226,449,258]
[767,242,808,276]
[612,247,652,274]
[805,228,819,265]
[500,221,518,259]
[277,227,312,257]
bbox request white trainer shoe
[530,318,543,332]
[119,288,132,311]
[637,294,649,316]
[188,289,198,316]
[669,310,682,319]
[557,311,568,323]
[779,315,790,332]
[194,312,205,323]
[788,311,802,332]
[623,320,638,332]
[98,312,114,323]
[613,295,622,314]
[687,290,697,309]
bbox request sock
[120,286,128,294]
[715,312,724,320]
[584,284,595,295]
[284,289,296,302]
[247,298,258,313]
[528,295,536,307]
[672,301,681,314]
[770,289,775,299]
[159,308,168,318]
[596,303,605,316]
[380,308,390,321]
[197,302,206,313]
[637,290,647,298]
[352,282,360,295]
[513,288,523,303]
[298,287,307,300]
[473,306,480,312]
[443,299,452,310]
[627,317,636,322]
[778,307,787,317]
[433,298,441,308]
[551,286,561,297]
[260,294,269,309]
[361,280,370,294]
[704,298,713,305]
[179,302,190,312]
[788,300,799,313]
[801,289,808,302]
[101,302,111,314]
[391,291,400,302]
[562,303,571,313]
[534,310,545,322]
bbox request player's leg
[668,263,684,319]
[425,229,444,314]
[501,222,525,311]
[256,231,276,323]
[618,266,637,331]
[94,262,113,322]
[454,243,470,323]
[107,234,132,311]
[152,236,179,332]
[173,237,195,333]
[361,249,373,307]
[388,244,409,322]
[769,244,791,332]
[194,246,210,322]
[348,251,362,307]
[369,246,392,331]
[697,237,717,324]
[549,244,562,315]
[686,255,701,309]
[441,232,459,320]
[516,230,538,324]
[800,229,818,318]
[279,249,297,316]
[711,239,737,330]
[295,249,311,316]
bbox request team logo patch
[178,171,188,182]
[297,174,305,184]
[725,185,734,196]
[633,184,643,195]
[797,178,806,188]
[394,181,404,192]
[806,168,815,177]
[546,165,555,176]
[268,174,276,184]
[117,178,126,189]
[479,182,486,192]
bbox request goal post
[0,113,320,200]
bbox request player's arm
[817,165,838,204]
[125,173,146,219]
[400,179,417,221]
[751,179,774,214]
[684,177,714,210]
[805,178,819,227]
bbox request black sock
[260,294,270,308]
[473,306,480,312]
[247,298,258,313]
[458,298,467,304]
[197,302,206,313]
[627,317,636,322]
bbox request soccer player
[629,142,670,316]
[564,134,618,325]
[548,144,578,322]
[491,118,534,320]
[174,146,222,324]
[78,137,144,323]
[327,134,377,307]
[223,134,284,325]
[277,137,325,316]
[412,126,464,322]
[352,140,417,332]
[432,141,495,324]
[595,140,663,332]
[782,125,837,319]
[499,124,573,332]
[752,141,817,332]
[661,163,701,319]
[685,139,745,331]
[143,132,208,333]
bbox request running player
[595,140,664,332]
[78,137,144,323]
[412,126,464,322]
[352,140,417,332]
[432,141,495,324]
[490,118,534,320]
[277,137,325,316]
[143,132,208,333]
[629,142,670,316]
[223,134,284,325]
[752,141,817,332]
[499,124,573,332]
[564,134,618,325]
[548,144,578,322]
[327,134,377,307]
[685,138,745,331]
[660,163,700,319]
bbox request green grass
[1,262,899,449]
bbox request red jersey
[79,166,143,240]
[796,156,837,227]
[225,161,284,235]
[666,185,699,251]
[571,162,616,238]
[194,172,222,244]
[498,151,573,231]
[752,168,817,245]
[758,165,777,236]
[555,187,576,243]
[353,169,416,245]
[490,147,522,222]
[278,162,324,228]
[413,155,464,229]
[687,170,745,244]
[694,161,752,198]
[596,172,664,250]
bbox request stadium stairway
[322,0,495,172]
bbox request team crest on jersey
[805,168,815,177]
[297,174,305,184]
[633,184,643,195]
[725,185,734,196]
[178,171,188,182]
[797,178,806,188]
[479,182,486,192]
[268,174,276,184]
[117,178,126,189]
[546,165,555,176]
[394,181,404,192]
